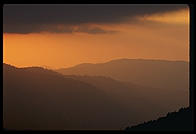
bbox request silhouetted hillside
[64,75,188,119]
[125,107,193,131]
[3,63,189,130]
[3,63,132,130]
[57,59,189,92]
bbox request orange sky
[3,8,189,69]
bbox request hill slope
[125,107,193,131]
[65,75,188,116]
[3,63,132,130]
[3,63,189,130]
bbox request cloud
[74,26,117,34]
[47,25,118,34]
[3,24,117,34]
[3,4,188,34]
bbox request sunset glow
[3,5,189,69]
[3,4,191,130]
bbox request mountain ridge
[57,58,188,70]
[3,62,189,130]
[56,58,189,92]
[4,63,156,130]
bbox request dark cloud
[3,24,117,34]
[3,4,188,34]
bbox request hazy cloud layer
[43,25,118,34]
[3,4,188,34]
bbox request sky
[3,4,189,69]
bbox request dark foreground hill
[3,63,130,130]
[125,107,193,131]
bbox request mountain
[3,63,189,130]
[3,63,133,130]
[63,75,189,125]
[56,58,189,92]
[125,107,193,131]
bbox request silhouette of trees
[125,107,193,131]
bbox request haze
[3,4,190,130]
[3,4,189,69]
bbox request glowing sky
[3,4,189,69]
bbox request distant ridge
[58,58,188,70]
[106,58,187,63]
[56,58,189,91]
